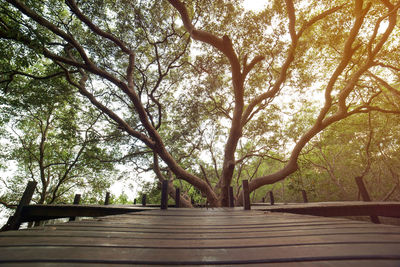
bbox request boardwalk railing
[2,180,400,231]
[254,201,400,218]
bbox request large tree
[1,0,399,206]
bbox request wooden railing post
[142,194,147,206]
[1,181,37,231]
[242,180,251,210]
[228,186,234,207]
[175,188,180,208]
[69,194,81,222]
[104,192,110,205]
[269,191,275,205]
[355,176,380,224]
[301,190,308,203]
[133,199,137,205]
[161,180,168,210]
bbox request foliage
[0,0,399,207]
[297,111,400,202]
[136,181,162,205]
[0,59,118,207]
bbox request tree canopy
[1,0,399,207]
[0,58,118,207]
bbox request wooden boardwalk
[1,208,400,266]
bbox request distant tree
[0,63,117,208]
[136,181,162,205]
[299,111,400,202]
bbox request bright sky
[243,0,268,12]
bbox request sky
[243,0,268,12]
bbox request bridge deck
[1,208,400,266]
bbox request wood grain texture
[1,208,400,265]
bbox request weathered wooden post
[355,176,380,224]
[228,186,234,207]
[69,194,81,222]
[242,180,251,210]
[104,192,110,205]
[269,191,275,205]
[1,181,37,231]
[161,180,168,210]
[175,188,180,208]
[133,199,137,205]
[301,190,308,203]
[142,194,147,206]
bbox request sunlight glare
[242,0,268,12]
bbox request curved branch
[368,72,400,99]
[242,55,265,79]
[7,0,92,65]
[59,65,156,148]
[167,0,230,57]
[152,153,192,207]
[284,0,297,41]
[65,0,132,54]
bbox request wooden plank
[2,233,400,248]
[0,244,399,264]
[3,260,397,267]
[63,217,366,227]
[15,224,399,239]
[44,212,374,226]
[2,261,399,267]
[3,227,400,243]
[23,222,381,234]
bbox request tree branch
[65,0,132,54]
